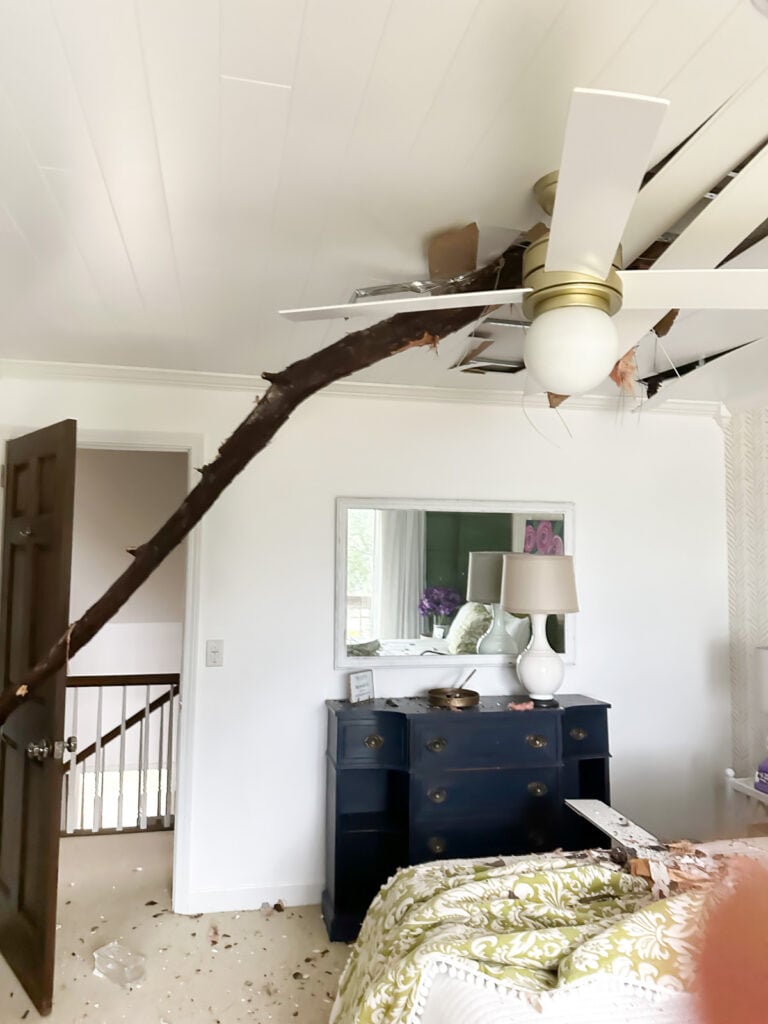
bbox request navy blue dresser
[322,694,610,941]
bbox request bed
[329,804,768,1024]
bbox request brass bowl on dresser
[427,687,480,709]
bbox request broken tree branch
[0,244,525,728]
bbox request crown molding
[0,357,724,418]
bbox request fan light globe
[524,306,619,396]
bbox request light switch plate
[205,639,223,667]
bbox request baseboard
[173,881,323,915]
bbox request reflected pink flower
[535,520,553,553]
[548,535,564,555]
[524,524,535,553]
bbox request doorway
[63,448,188,839]
[0,423,201,1014]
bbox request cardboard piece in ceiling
[427,223,479,280]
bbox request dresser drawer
[334,715,406,767]
[410,766,559,823]
[410,815,556,863]
[562,707,608,758]
[411,714,559,769]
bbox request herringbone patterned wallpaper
[726,411,768,774]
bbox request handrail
[64,682,179,772]
[67,673,180,688]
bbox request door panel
[0,421,76,1016]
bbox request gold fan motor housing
[523,172,624,321]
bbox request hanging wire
[654,335,684,383]
[518,330,570,448]
[553,403,573,439]
[521,387,562,446]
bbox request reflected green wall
[424,511,512,598]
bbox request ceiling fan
[280,87,768,397]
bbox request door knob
[26,740,52,762]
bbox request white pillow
[446,603,492,654]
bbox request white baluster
[92,686,103,832]
[66,687,79,834]
[139,684,150,830]
[117,685,127,831]
[164,683,175,827]
[156,698,165,821]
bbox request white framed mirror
[335,497,576,669]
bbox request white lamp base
[477,603,510,654]
[515,612,564,702]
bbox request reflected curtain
[373,510,425,639]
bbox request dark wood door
[0,421,76,1015]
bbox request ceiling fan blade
[279,288,530,322]
[619,268,768,309]
[545,88,669,279]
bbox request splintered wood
[567,800,737,900]
[629,844,727,900]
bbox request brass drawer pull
[426,737,447,753]
[428,836,446,854]
[427,787,447,804]
[528,781,548,797]
[570,727,588,742]
[526,734,548,750]
[364,733,384,750]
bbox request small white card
[348,669,375,703]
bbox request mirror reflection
[340,500,572,663]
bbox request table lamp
[467,551,510,654]
[501,553,578,704]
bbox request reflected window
[346,508,375,642]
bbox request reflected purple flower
[418,586,464,618]
[524,524,536,553]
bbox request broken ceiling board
[642,335,768,412]
[652,140,768,271]
[648,309,768,365]
[612,138,768,356]
[623,68,768,264]
[566,800,660,857]
[724,232,768,270]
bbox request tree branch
[0,244,525,728]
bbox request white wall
[0,373,731,911]
[71,448,187,624]
[65,448,187,779]
[68,448,187,676]
[725,409,768,775]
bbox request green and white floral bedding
[331,851,707,1024]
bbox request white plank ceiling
[2,0,768,405]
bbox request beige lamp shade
[467,551,506,604]
[501,553,579,614]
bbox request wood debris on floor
[0,833,349,1023]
